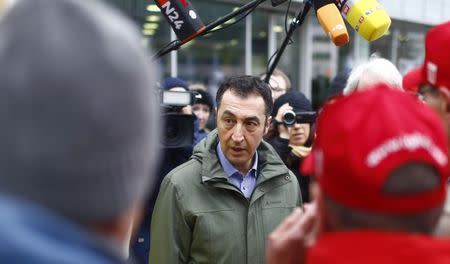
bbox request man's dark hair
[324,163,444,234]
[216,76,273,116]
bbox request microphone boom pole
[264,0,312,83]
[153,0,268,60]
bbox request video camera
[161,90,200,148]
[282,111,316,127]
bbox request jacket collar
[191,129,289,184]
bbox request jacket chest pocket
[260,192,297,238]
[190,209,243,264]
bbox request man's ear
[264,116,272,135]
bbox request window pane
[177,0,245,91]
[106,0,171,77]
[273,14,300,90]
[252,11,269,76]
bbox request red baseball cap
[302,85,448,214]
[402,66,423,94]
[422,21,450,94]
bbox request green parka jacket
[149,129,302,264]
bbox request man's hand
[265,202,319,264]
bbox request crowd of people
[0,0,449,263]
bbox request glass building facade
[107,0,435,108]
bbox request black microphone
[154,0,206,43]
[313,0,349,46]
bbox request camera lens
[283,110,296,127]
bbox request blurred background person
[266,86,450,264]
[266,91,315,203]
[0,0,161,263]
[192,88,214,142]
[260,68,292,102]
[189,82,218,133]
[327,67,351,99]
[344,57,403,95]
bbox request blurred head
[192,89,213,130]
[303,85,448,234]
[271,91,314,147]
[161,77,189,92]
[0,0,160,232]
[344,58,403,95]
[260,69,292,102]
[216,76,272,173]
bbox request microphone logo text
[161,1,184,30]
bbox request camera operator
[131,77,199,264]
[266,91,315,203]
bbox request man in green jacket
[149,76,302,264]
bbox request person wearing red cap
[417,20,450,237]
[420,21,450,136]
[266,85,450,264]
[403,65,423,95]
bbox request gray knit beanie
[0,0,161,222]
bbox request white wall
[293,0,449,26]
[379,0,450,26]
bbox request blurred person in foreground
[260,68,292,102]
[266,91,315,203]
[343,57,403,95]
[0,0,161,263]
[266,85,450,264]
[416,21,450,236]
[150,76,301,263]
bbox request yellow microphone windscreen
[341,0,391,41]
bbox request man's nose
[231,123,244,142]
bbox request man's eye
[224,119,234,125]
[246,122,258,130]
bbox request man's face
[217,90,270,173]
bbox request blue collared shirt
[216,143,258,198]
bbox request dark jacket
[149,129,302,264]
[267,136,310,202]
[0,195,127,264]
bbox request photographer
[266,91,315,203]
[131,77,199,264]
